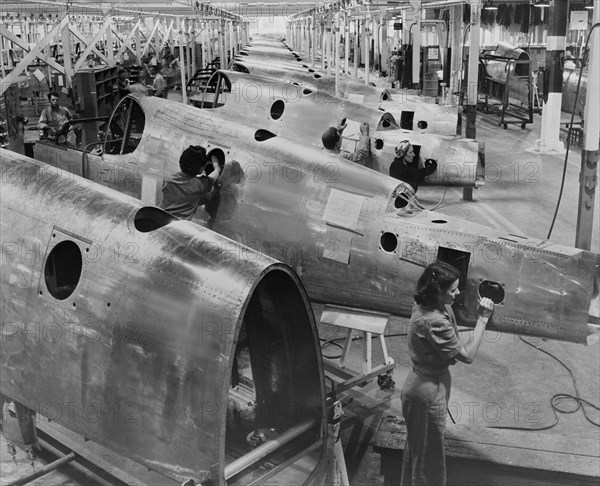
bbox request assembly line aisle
[343,107,600,485]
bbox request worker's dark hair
[321,127,340,150]
[179,145,208,176]
[414,261,460,307]
[47,91,60,101]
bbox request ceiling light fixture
[484,1,498,10]
[534,0,549,8]
[585,0,594,9]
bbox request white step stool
[320,304,395,394]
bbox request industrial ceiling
[0,1,450,20]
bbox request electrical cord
[490,337,599,431]
[395,186,449,215]
[421,187,450,212]
[323,329,599,430]
[458,22,475,106]
[320,337,346,359]
[547,22,600,239]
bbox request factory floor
[2,97,599,485]
[335,101,600,485]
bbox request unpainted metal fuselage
[561,67,587,116]
[482,60,588,116]
[0,150,327,485]
[230,57,461,137]
[33,94,600,345]
[195,69,481,186]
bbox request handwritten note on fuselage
[323,188,364,231]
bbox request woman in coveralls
[401,261,494,486]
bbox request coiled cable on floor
[490,337,600,431]
[320,337,347,359]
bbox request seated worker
[160,145,221,220]
[321,120,370,166]
[389,140,437,192]
[117,69,131,98]
[152,66,167,98]
[37,91,75,146]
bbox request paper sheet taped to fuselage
[323,188,364,231]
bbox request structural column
[179,17,187,104]
[463,0,481,201]
[105,16,114,64]
[223,20,228,64]
[335,13,341,96]
[60,14,73,88]
[380,15,388,76]
[136,16,142,64]
[449,5,462,104]
[321,20,326,71]
[575,4,599,249]
[191,20,197,79]
[538,0,569,152]
[1,30,7,78]
[313,17,317,66]
[206,20,215,66]
[307,18,311,57]
[323,21,329,74]
[223,20,231,64]
[219,19,226,69]
[307,17,312,57]
[185,18,191,81]
[412,1,421,87]
[354,19,359,79]
[373,14,379,72]
[200,22,207,68]
[465,0,480,140]
[328,19,334,75]
[344,12,350,75]
[364,19,370,85]
[214,20,219,63]
[230,20,235,59]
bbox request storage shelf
[73,66,120,147]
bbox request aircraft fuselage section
[1,151,327,485]
[31,95,600,345]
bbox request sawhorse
[320,304,395,394]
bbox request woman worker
[389,140,438,192]
[401,261,494,486]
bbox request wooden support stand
[320,305,395,395]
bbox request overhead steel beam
[3,0,317,19]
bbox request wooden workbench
[373,414,600,486]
